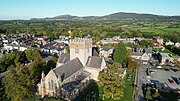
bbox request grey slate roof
[92,49,99,57]
[102,46,113,51]
[43,42,65,51]
[132,48,153,56]
[160,53,171,57]
[145,48,153,53]
[104,57,114,64]
[132,51,143,56]
[57,53,70,64]
[62,71,91,93]
[53,58,83,82]
[86,56,102,68]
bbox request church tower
[70,38,92,66]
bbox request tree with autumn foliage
[127,57,140,72]
[98,63,124,100]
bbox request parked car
[171,76,179,85]
[168,79,174,84]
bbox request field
[127,22,180,34]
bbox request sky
[0,0,180,20]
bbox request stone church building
[37,38,106,100]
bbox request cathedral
[37,38,106,100]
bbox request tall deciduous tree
[139,40,149,47]
[25,49,33,62]
[113,42,127,67]
[3,64,35,101]
[127,58,140,72]
[98,63,124,100]
[0,51,17,73]
[29,49,45,79]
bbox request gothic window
[75,45,79,53]
[48,81,51,90]
[51,79,54,90]
[54,83,56,91]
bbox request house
[2,39,8,44]
[1,49,7,54]
[38,39,47,45]
[3,44,13,51]
[100,38,119,44]
[156,38,164,45]
[54,39,69,45]
[12,40,19,45]
[17,34,34,44]
[119,38,134,44]
[145,48,153,57]
[12,44,19,50]
[134,38,140,44]
[165,41,174,46]
[19,44,30,51]
[3,43,30,52]
[99,46,114,58]
[173,56,180,64]
[152,37,164,47]
[131,48,152,61]
[112,36,120,41]
[37,37,44,41]
[159,53,173,64]
[141,52,150,61]
[131,48,142,60]
[175,42,180,47]
[38,38,106,100]
[41,42,65,55]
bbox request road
[135,63,150,101]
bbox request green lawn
[119,71,135,101]
[153,47,161,51]
[161,48,175,56]
[153,47,176,56]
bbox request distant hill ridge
[30,12,180,21]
